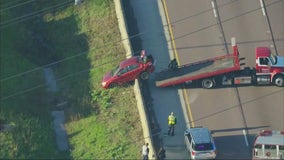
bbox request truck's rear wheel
[274,75,284,87]
[140,72,149,80]
[201,79,215,89]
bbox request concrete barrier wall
[114,0,156,159]
[134,80,156,159]
[114,0,132,58]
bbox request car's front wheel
[109,83,118,88]
[140,72,149,80]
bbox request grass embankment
[0,0,143,159]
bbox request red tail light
[260,130,272,136]
[191,151,195,156]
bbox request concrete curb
[114,0,156,159]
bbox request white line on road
[259,0,266,16]
[211,1,218,18]
[243,129,249,146]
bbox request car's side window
[118,67,128,75]
[128,64,139,71]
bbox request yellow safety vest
[168,115,176,125]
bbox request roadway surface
[165,0,284,159]
[122,0,283,159]
[122,0,189,159]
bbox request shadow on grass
[0,2,90,159]
[16,15,88,67]
[68,130,83,139]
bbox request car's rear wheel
[140,72,149,80]
[109,83,118,88]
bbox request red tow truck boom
[155,37,284,88]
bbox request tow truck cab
[255,47,284,86]
[252,130,284,159]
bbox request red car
[102,50,155,89]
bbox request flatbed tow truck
[155,37,284,88]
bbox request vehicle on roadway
[184,127,217,159]
[155,37,284,88]
[102,50,155,89]
[252,130,284,159]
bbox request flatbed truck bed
[155,37,284,88]
[155,53,240,87]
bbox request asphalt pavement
[122,0,189,159]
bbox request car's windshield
[193,143,213,151]
[111,66,120,76]
[269,54,277,65]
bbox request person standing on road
[139,50,148,64]
[142,142,149,160]
[168,58,178,70]
[168,112,177,136]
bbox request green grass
[0,0,144,159]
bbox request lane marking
[259,0,266,16]
[161,0,179,63]
[162,0,195,128]
[211,0,218,18]
[243,129,249,146]
[183,90,195,127]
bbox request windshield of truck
[265,144,276,150]
[269,54,277,65]
[193,143,214,151]
[254,144,262,149]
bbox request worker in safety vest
[168,112,177,136]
